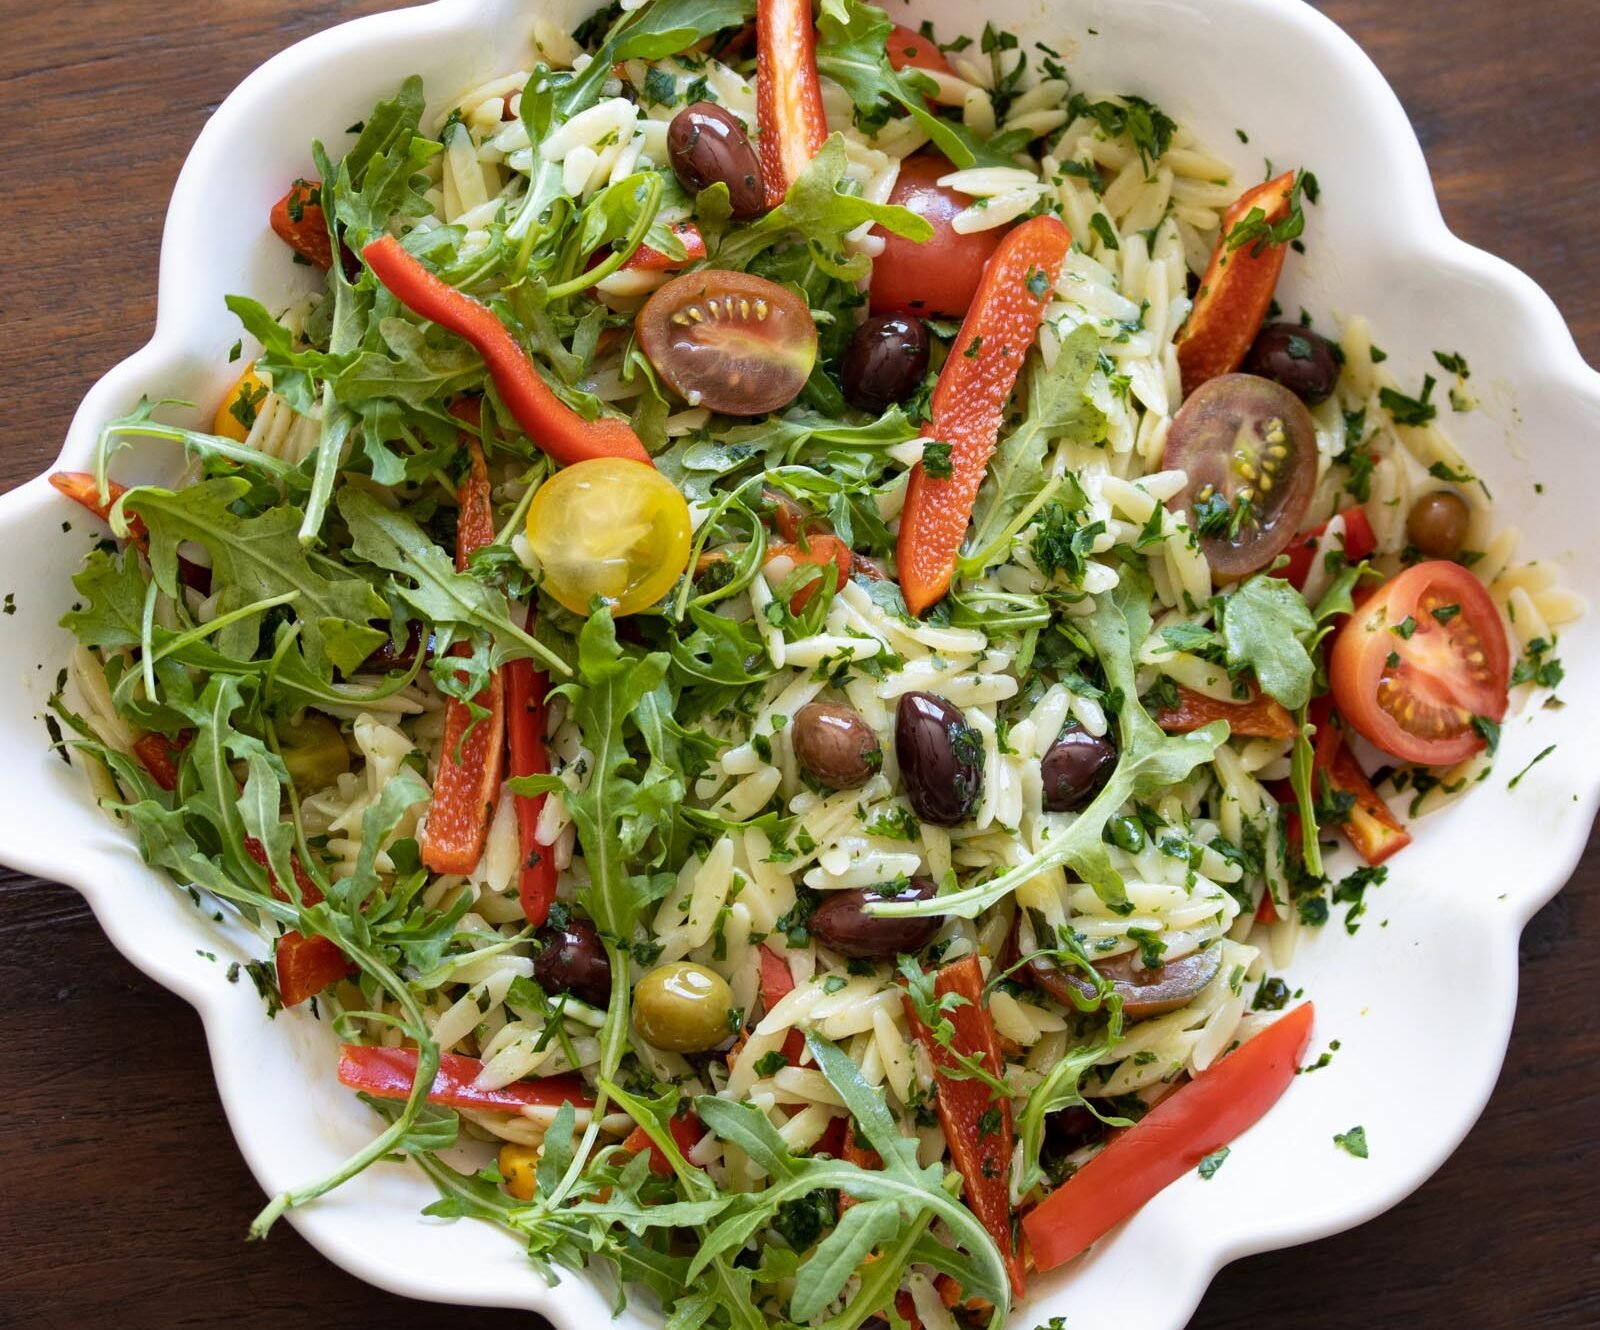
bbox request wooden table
[1,2,1595,1326]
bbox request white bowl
[3,1,1597,1326]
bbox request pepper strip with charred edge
[896,216,1071,615]
[337,1045,594,1113]
[1175,170,1298,397]
[1155,684,1298,740]
[270,179,335,271]
[363,235,650,466]
[756,0,828,209]
[420,439,507,875]
[1025,1002,1314,1269]
[505,607,558,927]
[1313,712,1412,865]
[50,472,148,543]
[902,954,1026,1297]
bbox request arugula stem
[544,174,663,302]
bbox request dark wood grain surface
[1,2,1595,1326]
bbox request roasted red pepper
[238,836,352,1007]
[1175,170,1299,397]
[756,0,828,208]
[622,1108,704,1176]
[1278,505,1377,591]
[765,534,852,613]
[756,943,807,1062]
[337,1044,594,1113]
[421,439,507,876]
[1313,712,1412,865]
[1155,685,1297,740]
[1024,1003,1314,1269]
[896,216,1071,615]
[270,179,336,271]
[131,731,185,790]
[505,610,558,927]
[622,221,707,273]
[363,234,650,466]
[902,954,1026,1298]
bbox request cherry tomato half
[636,269,816,416]
[214,362,268,442]
[525,458,691,617]
[1329,560,1510,765]
[886,23,953,75]
[868,154,1006,319]
[1162,373,1317,580]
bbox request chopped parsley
[921,441,954,479]
[1333,1125,1369,1158]
[1197,1146,1230,1180]
[1379,375,1438,427]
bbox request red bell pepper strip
[886,23,954,75]
[239,836,354,1007]
[622,221,707,273]
[622,1109,704,1176]
[421,439,508,875]
[765,534,852,613]
[363,234,650,467]
[902,954,1026,1298]
[896,216,1071,615]
[132,731,185,790]
[50,472,147,543]
[1175,170,1298,398]
[1155,685,1297,740]
[270,179,336,271]
[1023,1002,1315,1270]
[756,944,808,1062]
[756,0,828,209]
[1278,506,1377,591]
[505,610,559,927]
[1313,715,1412,865]
[337,1044,595,1113]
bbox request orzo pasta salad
[49,0,1581,1323]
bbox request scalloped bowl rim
[3,0,1598,1327]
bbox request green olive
[278,712,350,793]
[633,961,735,1052]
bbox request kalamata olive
[894,691,983,825]
[667,102,766,220]
[1040,723,1117,812]
[1241,323,1340,405]
[791,702,882,790]
[633,961,735,1052]
[1406,489,1471,558]
[1162,373,1318,580]
[841,315,929,414]
[1025,945,1222,1022]
[810,876,943,958]
[532,917,612,1008]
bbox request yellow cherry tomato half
[526,458,691,617]
[213,362,269,442]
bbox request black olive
[841,315,929,414]
[791,702,882,790]
[532,917,612,1008]
[894,691,983,825]
[1040,722,1117,812]
[810,877,943,958]
[1241,323,1340,405]
[666,102,766,220]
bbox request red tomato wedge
[337,1045,594,1113]
[886,23,953,75]
[869,154,1008,320]
[132,731,185,790]
[421,440,507,876]
[755,0,827,208]
[896,215,1071,615]
[1024,1002,1315,1270]
[364,235,650,466]
[1155,685,1297,740]
[1278,506,1377,591]
[623,1109,704,1176]
[765,534,852,612]
[903,955,1026,1298]
[270,179,335,271]
[1175,171,1298,398]
[1330,561,1509,766]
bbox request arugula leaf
[958,324,1105,576]
[121,479,387,674]
[613,0,756,59]
[1218,573,1317,709]
[60,547,148,651]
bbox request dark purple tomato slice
[636,269,817,416]
[1161,372,1318,580]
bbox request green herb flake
[1333,1125,1369,1158]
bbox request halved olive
[637,270,817,416]
[1162,373,1317,580]
[1024,944,1222,1022]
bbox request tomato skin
[765,534,851,612]
[1330,561,1509,765]
[1278,505,1377,591]
[869,155,1007,319]
[885,23,953,75]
